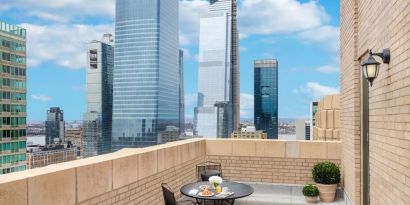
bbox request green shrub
[302,184,319,197]
[312,161,341,184]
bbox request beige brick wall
[206,139,341,185]
[341,0,410,204]
[207,156,340,185]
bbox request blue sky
[0,0,340,121]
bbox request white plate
[198,192,214,197]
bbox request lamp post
[360,49,390,86]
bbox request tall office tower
[179,50,185,134]
[45,107,65,145]
[112,0,180,150]
[194,0,239,138]
[83,39,113,157]
[310,101,318,140]
[0,21,27,174]
[254,59,278,139]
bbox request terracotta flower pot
[316,184,337,202]
[305,196,318,203]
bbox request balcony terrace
[0,139,346,205]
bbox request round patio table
[180,181,254,205]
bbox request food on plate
[201,189,212,196]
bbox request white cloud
[305,82,339,99]
[31,94,51,102]
[296,25,340,52]
[28,11,70,23]
[297,82,339,100]
[2,0,114,22]
[240,93,254,119]
[239,0,329,36]
[316,65,339,73]
[315,55,340,73]
[21,23,113,69]
[179,0,208,46]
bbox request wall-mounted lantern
[361,49,390,86]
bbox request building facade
[254,59,278,139]
[295,119,310,140]
[45,107,64,145]
[65,128,83,156]
[0,21,27,174]
[231,130,267,139]
[112,0,180,149]
[312,94,340,141]
[194,0,239,138]
[83,40,113,157]
[179,49,185,134]
[309,101,318,140]
[27,146,77,169]
[341,1,410,204]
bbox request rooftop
[0,138,343,205]
[0,21,26,38]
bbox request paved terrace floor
[233,183,345,205]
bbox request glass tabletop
[180,181,254,201]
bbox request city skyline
[0,0,340,121]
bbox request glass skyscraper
[112,0,180,150]
[45,107,65,145]
[83,39,113,157]
[194,0,239,138]
[254,59,278,139]
[0,21,27,174]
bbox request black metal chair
[162,183,199,205]
[196,161,222,181]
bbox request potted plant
[302,184,319,203]
[312,161,341,202]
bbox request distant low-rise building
[241,126,256,132]
[231,130,267,139]
[27,144,77,169]
[65,128,83,156]
[158,126,180,143]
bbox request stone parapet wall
[0,139,206,205]
[0,139,341,205]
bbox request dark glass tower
[45,107,65,145]
[254,59,278,139]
